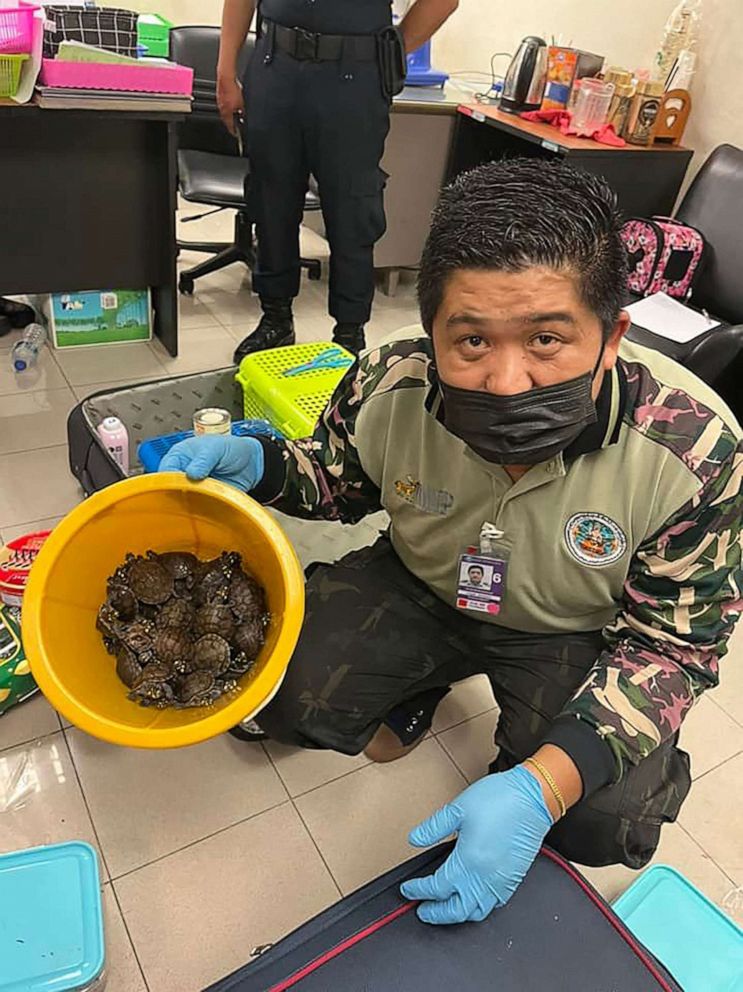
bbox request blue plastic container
[0,841,105,992]
[613,864,743,992]
[137,418,284,473]
[405,40,448,88]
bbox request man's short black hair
[418,158,627,335]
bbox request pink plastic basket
[39,58,194,95]
[0,3,37,54]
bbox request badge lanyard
[456,522,510,616]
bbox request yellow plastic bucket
[22,474,305,748]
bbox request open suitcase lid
[207,844,682,992]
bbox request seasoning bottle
[606,70,636,136]
[625,80,664,145]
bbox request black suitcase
[206,844,681,992]
[67,367,243,495]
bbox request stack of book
[36,40,193,112]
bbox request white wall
[681,0,743,181]
[129,0,222,23]
[432,0,669,81]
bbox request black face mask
[439,347,604,466]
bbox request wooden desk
[0,104,182,356]
[450,104,693,218]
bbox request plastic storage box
[137,13,172,58]
[0,52,27,96]
[613,864,743,992]
[236,343,354,440]
[0,841,105,992]
[0,3,36,54]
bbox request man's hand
[400,764,553,924]
[217,73,245,135]
[159,435,265,492]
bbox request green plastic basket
[0,53,27,98]
[235,343,355,440]
[137,13,172,58]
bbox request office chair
[169,26,322,295]
[626,144,743,418]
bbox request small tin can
[193,408,232,436]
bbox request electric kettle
[500,36,548,114]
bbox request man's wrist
[522,744,583,821]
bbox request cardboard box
[45,288,152,348]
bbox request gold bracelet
[524,757,567,819]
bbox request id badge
[456,523,509,616]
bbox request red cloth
[519,109,626,147]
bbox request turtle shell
[193,569,230,607]
[127,557,174,605]
[233,619,265,660]
[107,581,138,621]
[157,597,195,631]
[119,619,156,659]
[128,662,175,705]
[228,572,266,623]
[154,627,192,666]
[192,634,231,674]
[194,604,235,641]
[116,646,143,688]
[175,670,219,708]
[97,603,122,641]
[155,551,200,582]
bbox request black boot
[332,322,366,356]
[233,298,295,365]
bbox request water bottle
[97,417,130,475]
[11,323,47,372]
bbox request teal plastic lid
[0,841,105,992]
[613,864,743,992]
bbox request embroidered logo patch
[393,476,453,516]
[564,512,627,567]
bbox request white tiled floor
[1,206,741,991]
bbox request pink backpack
[621,217,708,302]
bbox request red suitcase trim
[269,849,676,991]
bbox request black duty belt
[265,19,378,62]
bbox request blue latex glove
[400,764,553,925]
[159,435,265,491]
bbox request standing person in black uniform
[218,0,458,360]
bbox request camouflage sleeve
[559,433,743,778]
[262,337,432,524]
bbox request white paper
[626,292,720,344]
[12,6,44,105]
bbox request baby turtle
[193,569,230,607]
[128,663,175,707]
[192,633,231,675]
[97,603,122,643]
[156,597,195,631]
[174,671,223,708]
[154,627,192,668]
[116,646,143,689]
[107,581,138,621]
[119,618,156,660]
[229,572,266,623]
[156,551,199,582]
[225,650,256,679]
[126,556,174,606]
[194,604,235,641]
[233,620,265,661]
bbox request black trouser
[243,32,390,323]
[258,538,692,870]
